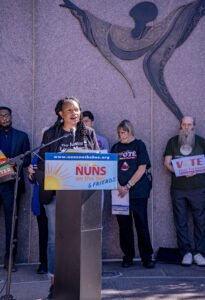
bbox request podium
[55,190,102,300]
[44,152,117,300]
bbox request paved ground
[0,261,205,299]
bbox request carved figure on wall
[60,0,205,120]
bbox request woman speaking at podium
[37,96,99,300]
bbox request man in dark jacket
[0,106,30,271]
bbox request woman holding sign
[36,96,99,300]
[111,120,154,268]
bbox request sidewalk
[0,261,205,300]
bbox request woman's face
[59,100,81,127]
[119,128,131,143]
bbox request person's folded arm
[164,155,174,173]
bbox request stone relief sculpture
[60,0,205,120]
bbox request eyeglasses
[0,113,10,119]
[181,123,193,127]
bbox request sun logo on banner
[45,163,72,190]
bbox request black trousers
[37,204,48,264]
[116,198,153,262]
[0,181,20,262]
[171,188,205,257]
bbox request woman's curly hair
[53,96,86,141]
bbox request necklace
[180,144,192,155]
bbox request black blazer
[0,127,31,191]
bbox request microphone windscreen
[70,127,76,137]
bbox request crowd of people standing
[1,101,205,300]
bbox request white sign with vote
[172,155,205,177]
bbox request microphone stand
[0,134,70,300]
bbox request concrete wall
[0,0,205,263]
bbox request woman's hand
[186,173,195,178]
[28,164,35,180]
[118,184,129,198]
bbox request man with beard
[0,106,30,271]
[164,116,205,266]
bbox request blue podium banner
[45,152,117,190]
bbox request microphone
[70,127,76,143]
